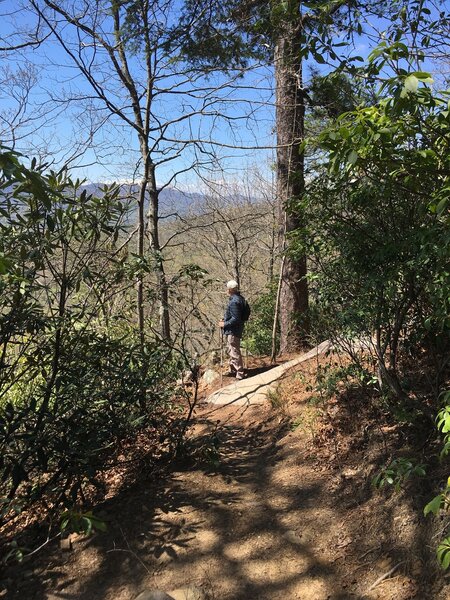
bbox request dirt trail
[5,355,446,600]
[147,403,348,600]
[34,402,360,600]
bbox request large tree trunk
[275,14,309,354]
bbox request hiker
[218,279,248,380]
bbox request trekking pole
[220,327,224,386]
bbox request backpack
[241,298,251,322]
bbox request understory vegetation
[0,150,186,542]
[300,61,450,566]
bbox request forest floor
[1,350,449,600]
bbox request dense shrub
[303,74,449,399]
[244,283,278,356]
[0,334,178,514]
[0,149,181,524]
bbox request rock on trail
[207,340,331,406]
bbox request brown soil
[1,353,449,600]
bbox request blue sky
[0,1,277,186]
[1,1,448,187]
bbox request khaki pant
[226,334,244,376]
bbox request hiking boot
[224,370,237,377]
[235,373,246,380]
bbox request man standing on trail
[218,280,247,380]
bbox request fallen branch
[366,561,404,593]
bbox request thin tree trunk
[268,200,277,284]
[275,14,309,354]
[137,168,146,345]
[271,254,285,363]
[147,162,171,342]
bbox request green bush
[372,458,426,492]
[302,72,449,399]
[0,332,178,515]
[424,391,450,569]
[310,362,375,403]
[244,283,278,356]
[0,148,182,526]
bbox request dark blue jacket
[223,293,246,338]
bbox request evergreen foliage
[245,283,278,356]
[0,149,181,524]
[304,67,449,398]
[1,0,449,576]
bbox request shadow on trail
[219,362,281,382]
[244,363,281,378]
[4,397,436,600]
[309,385,440,600]
[10,408,366,600]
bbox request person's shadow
[245,362,280,378]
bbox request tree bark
[147,162,171,342]
[275,12,309,354]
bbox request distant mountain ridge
[81,183,205,218]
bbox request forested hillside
[0,1,449,598]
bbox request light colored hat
[226,279,239,290]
